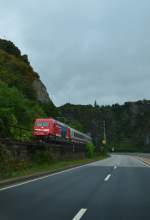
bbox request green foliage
[60,101,150,152]
[32,150,54,164]
[21,54,30,64]
[32,151,50,164]
[86,142,95,158]
[0,38,58,140]
[40,102,58,118]
[100,144,109,155]
[0,49,36,100]
[67,120,83,131]
[0,144,12,177]
[0,81,46,140]
[0,39,21,57]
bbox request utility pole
[103,120,106,144]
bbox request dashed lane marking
[104,174,111,181]
[72,209,87,220]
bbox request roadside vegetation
[86,142,95,158]
[0,143,107,181]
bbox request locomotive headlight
[43,129,49,132]
[34,128,49,132]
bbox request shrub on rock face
[0,81,46,140]
[0,39,21,57]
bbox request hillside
[1,39,150,152]
[0,39,58,139]
[59,101,150,152]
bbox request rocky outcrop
[0,38,54,105]
[0,38,58,118]
[32,78,52,103]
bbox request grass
[0,154,108,181]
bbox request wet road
[0,154,150,220]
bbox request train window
[74,132,85,139]
[43,122,49,126]
[35,122,49,126]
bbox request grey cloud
[1,0,150,106]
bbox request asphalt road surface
[0,154,150,220]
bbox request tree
[94,100,98,108]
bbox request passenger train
[33,118,92,144]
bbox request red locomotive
[33,118,91,144]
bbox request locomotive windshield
[35,122,49,127]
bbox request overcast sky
[0,0,150,106]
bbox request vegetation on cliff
[0,39,58,140]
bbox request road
[0,154,150,220]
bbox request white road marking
[104,174,111,181]
[114,166,117,169]
[72,209,87,220]
[0,160,102,192]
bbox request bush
[0,144,12,177]
[0,81,46,140]
[0,39,21,57]
[86,142,95,158]
[100,144,109,155]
